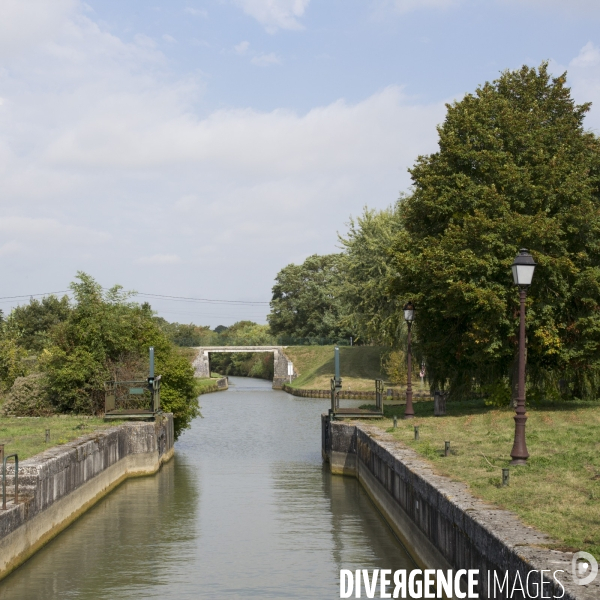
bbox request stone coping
[357,423,599,600]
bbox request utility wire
[0,289,269,306]
[0,291,70,300]
[134,292,269,305]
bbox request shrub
[1,373,55,417]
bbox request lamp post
[510,249,536,465]
[403,302,415,419]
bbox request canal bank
[322,416,598,600]
[0,414,174,582]
[0,377,417,599]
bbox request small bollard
[45,429,50,443]
[444,441,450,457]
[393,415,398,429]
[502,468,510,487]
[414,426,419,441]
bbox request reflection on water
[0,376,415,599]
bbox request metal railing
[104,375,161,415]
[1,447,19,510]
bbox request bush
[383,349,408,385]
[383,349,419,385]
[156,349,200,436]
[0,338,28,391]
[1,373,55,417]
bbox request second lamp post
[510,249,536,465]
[403,302,415,419]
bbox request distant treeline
[155,319,352,348]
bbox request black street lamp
[403,302,415,419]
[510,249,536,465]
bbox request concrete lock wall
[191,346,294,389]
[0,414,174,581]
[322,415,598,600]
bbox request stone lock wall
[322,415,597,600]
[0,414,174,581]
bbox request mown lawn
[359,398,600,558]
[0,416,119,461]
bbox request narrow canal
[0,377,416,599]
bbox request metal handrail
[2,454,18,510]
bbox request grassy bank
[361,399,600,558]
[0,416,118,461]
[283,345,428,394]
[196,377,224,394]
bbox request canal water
[0,377,416,599]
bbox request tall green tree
[392,63,600,399]
[268,254,352,341]
[339,203,405,345]
[7,295,72,352]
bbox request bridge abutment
[191,346,295,389]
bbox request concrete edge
[322,416,599,600]
[0,448,174,582]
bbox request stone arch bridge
[192,346,295,389]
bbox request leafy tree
[339,204,405,345]
[268,254,352,341]
[391,63,600,400]
[155,318,215,347]
[6,296,71,352]
[40,272,199,435]
[0,338,28,391]
[217,321,274,345]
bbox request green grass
[0,416,119,461]
[196,377,222,394]
[283,346,387,391]
[283,345,428,394]
[358,399,600,558]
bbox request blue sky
[1,0,600,326]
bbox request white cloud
[501,0,600,16]
[0,0,76,60]
[250,52,281,66]
[564,42,600,132]
[134,34,157,48]
[136,254,182,265]
[0,218,109,258]
[42,86,443,175]
[184,7,208,17]
[175,194,198,212]
[390,0,458,13]
[162,34,177,43]
[0,216,108,239]
[0,241,23,257]
[0,0,444,322]
[232,0,310,33]
[234,40,250,55]
[377,0,600,16]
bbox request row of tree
[155,319,274,347]
[268,63,600,403]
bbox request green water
[0,377,416,599]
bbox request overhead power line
[0,291,70,300]
[129,292,269,306]
[0,289,269,306]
